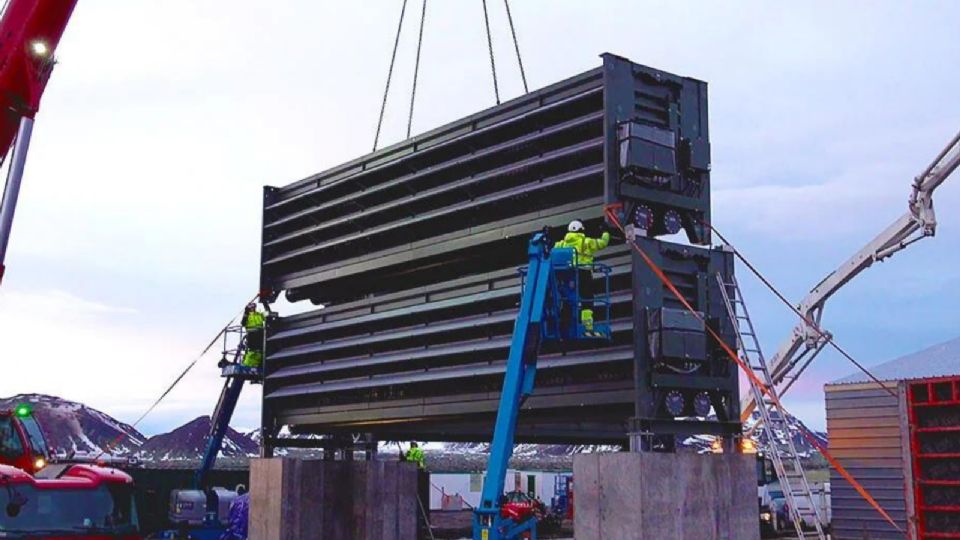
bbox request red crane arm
[0,0,78,158]
[0,0,77,284]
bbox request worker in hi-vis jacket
[241,303,266,368]
[554,219,610,335]
[405,441,426,469]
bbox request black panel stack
[258,53,739,454]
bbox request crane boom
[742,130,960,419]
[0,0,78,285]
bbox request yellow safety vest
[406,447,426,469]
[553,232,610,265]
[244,311,265,330]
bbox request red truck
[0,405,50,474]
[0,405,141,539]
[0,462,139,538]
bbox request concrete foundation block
[249,458,419,540]
[574,452,759,540]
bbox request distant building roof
[831,336,960,385]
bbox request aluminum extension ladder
[717,274,826,540]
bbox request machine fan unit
[618,122,677,182]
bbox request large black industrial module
[258,53,739,455]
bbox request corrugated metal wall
[825,381,912,539]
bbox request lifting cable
[93,295,258,460]
[704,222,897,398]
[373,0,410,152]
[603,205,903,533]
[376,0,530,146]
[481,0,501,104]
[502,0,528,93]
[407,0,428,139]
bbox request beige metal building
[825,336,960,539]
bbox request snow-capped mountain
[750,409,828,456]
[420,410,827,465]
[134,416,259,461]
[0,394,145,456]
[438,442,620,457]
[0,395,258,462]
[682,410,828,458]
[0,394,826,466]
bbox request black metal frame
[602,53,711,245]
[258,53,737,455]
[629,238,740,450]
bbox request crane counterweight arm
[743,130,960,419]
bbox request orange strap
[604,205,903,533]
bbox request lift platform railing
[195,320,265,489]
[518,248,612,342]
[219,324,246,366]
[216,320,267,380]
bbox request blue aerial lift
[165,321,265,539]
[196,361,262,489]
[473,232,611,540]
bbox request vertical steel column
[259,185,278,458]
[0,116,35,284]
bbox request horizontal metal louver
[258,54,727,448]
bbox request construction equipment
[166,319,265,539]
[196,317,265,490]
[0,462,140,537]
[0,403,143,537]
[0,0,78,286]
[0,404,50,473]
[755,453,780,536]
[742,130,960,418]
[549,474,573,521]
[718,275,825,539]
[258,54,730,451]
[473,232,611,540]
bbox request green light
[14,404,31,417]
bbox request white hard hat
[568,220,585,232]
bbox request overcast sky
[0,1,957,436]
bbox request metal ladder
[717,274,826,540]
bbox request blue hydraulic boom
[473,232,611,540]
[194,361,261,489]
[166,317,266,539]
[195,316,265,489]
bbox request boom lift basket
[518,246,612,342]
[218,323,264,381]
